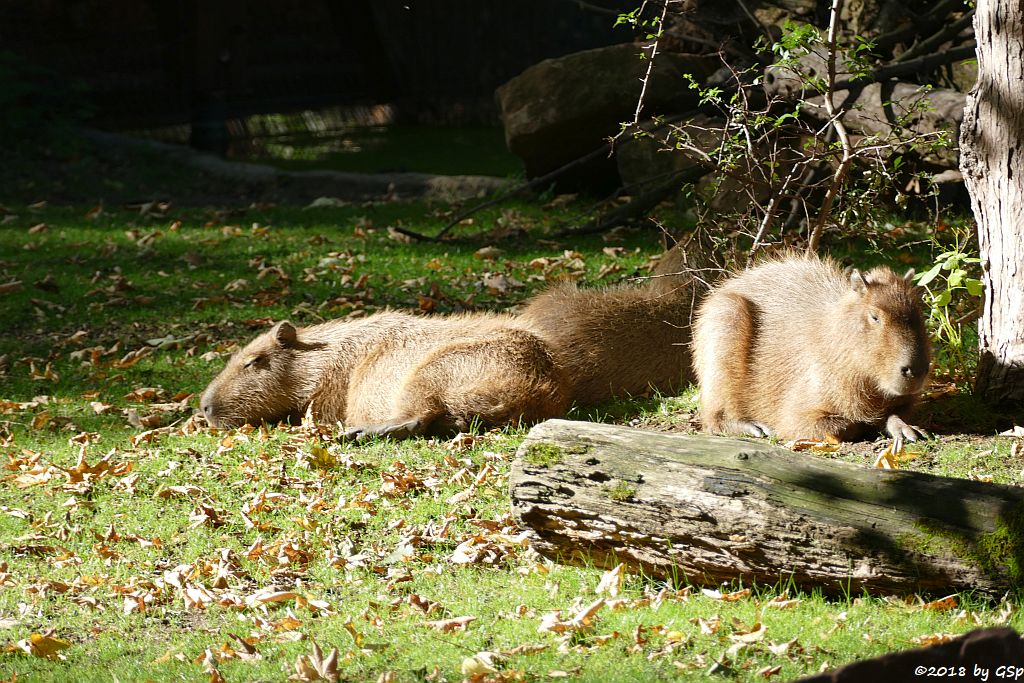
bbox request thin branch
[872,0,966,51]
[750,160,803,255]
[733,0,774,46]
[807,0,853,255]
[627,0,671,131]
[551,0,622,16]
[868,44,977,83]
[556,164,712,237]
[406,144,616,242]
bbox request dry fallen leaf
[767,638,801,656]
[728,622,766,644]
[474,246,503,261]
[595,563,625,597]
[460,651,501,676]
[921,594,959,611]
[89,401,116,415]
[873,449,899,469]
[690,616,720,635]
[288,640,339,682]
[18,632,71,659]
[786,439,841,454]
[702,588,751,602]
[763,594,801,610]
[911,632,958,647]
[424,615,476,633]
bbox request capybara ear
[273,321,299,348]
[903,268,916,282]
[849,269,869,293]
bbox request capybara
[517,238,713,406]
[201,241,709,438]
[200,312,569,440]
[692,254,931,445]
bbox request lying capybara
[201,241,710,438]
[692,254,931,444]
[200,312,569,440]
[517,237,714,406]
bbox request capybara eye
[243,356,260,369]
[869,311,880,323]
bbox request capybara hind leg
[693,291,756,435]
[341,419,426,443]
[730,420,773,438]
[400,330,567,434]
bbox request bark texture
[960,1,1024,404]
[511,420,1024,597]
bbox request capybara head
[840,266,931,397]
[200,321,322,429]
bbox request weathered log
[510,420,1024,597]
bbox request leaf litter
[2,205,1022,681]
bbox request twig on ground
[556,164,712,237]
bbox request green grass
[1,200,1022,681]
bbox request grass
[1,199,1023,681]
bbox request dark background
[1,0,634,132]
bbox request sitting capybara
[200,312,569,440]
[692,254,931,445]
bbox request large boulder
[496,44,718,192]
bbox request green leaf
[965,278,984,296]
[933,290,952,307]
[915,261,944,287]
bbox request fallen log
[510,420,1024,598]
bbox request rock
[615,114,729,204]
[616,114,804,213]
[496,44,718,192]
[796,628,1024,683]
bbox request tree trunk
[510,420,1024,598]
[960,1,1024,405]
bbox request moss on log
[510,420,1024,597]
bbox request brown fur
[517,241,705,406]
[199,311,569,438]
[692,254,931,442]
[201,241,708,436]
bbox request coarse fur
[518,282,695,406]
[516,237,713,405]
[200,311,569,439]
[692,253,931,443]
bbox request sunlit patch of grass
[1,201,1019,682]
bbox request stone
[496,44,718,192]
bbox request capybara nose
[200,397,214,423]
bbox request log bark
[960,1,1024,405]
[510,420,1024,597]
